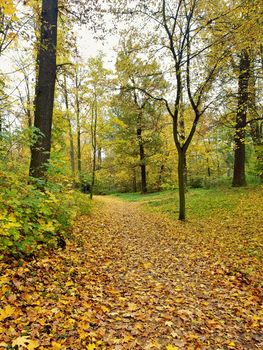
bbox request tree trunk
[207,158,211,177]
[157,164,165,191]
[90,96,98,200]
[69,121,75,179]
[132,168,137,192]
[97,147,102,170]
[178,149,186,221]
[232,50,250,187]
[29,0,58,179]
[63,74,75,179]
[75,75,81,178]
[137,126,147,193]
[179,109,188,189]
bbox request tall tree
[90,92,98,199]
[29,0,58,179]
[83,56,110,198]
[230,1,261,186]
[115,37,166,193]
[114,0,227,219]
[232,49,250,186]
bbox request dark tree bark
[75,73,82,178]
[132,85,148,194]
[136,125,147,193]
[178,149,186,220]
[29,0,58,179]
[157,164,165,191]
[207,158,211,177]
[179,113,188,188]
[232,50,250,187]
[90,95,98,200]
[132,167,137,192]
[97,147,102,170]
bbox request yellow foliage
[86,345,96,350]
[0,0,15,16]
[0,305,15,321]
[166,346,179,350]
[51,341,62,350]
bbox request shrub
[189,177,204,188]
[0,171,91,259]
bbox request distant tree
[113,0,228,219]
[82,56,110,199]
[114,38,166,193]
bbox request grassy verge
[112,187,257,219]
[113,186,263,286]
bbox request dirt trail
[71,196,262,349]
[1,196,262,349]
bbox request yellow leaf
[43,221,55,232]
[51,342,62,350]
[166,346,179,350]
[128,302,137,311]
[123,335,133,343]
[0,305,15,321]
[27,340,39,350]
[0,276,9,285]
[12,336,30,348]
[4,221,21,229]
[87,344,96,350]
[134,322,143,330]
[65,281,74,287]
[143,262,152,269]
[149,339,161,348]
[174,297,185,303]
[101,305,110,313]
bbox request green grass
[112,187,260,219]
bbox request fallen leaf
[0,305,15,321]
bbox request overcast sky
[77,22,119,69]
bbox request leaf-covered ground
[0,191,262,349]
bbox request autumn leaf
[123,335,133,343]
[12,336,30,348]
[227,341,237,348]
[86,344,96,350]
[143,262,152,269]
[27,340,39,350]
[51,341,62,350]
[127,302,137,311]
[0,305,15,321]
[0,0,15,16]
[0,191,262,349]
[166,346,179,350]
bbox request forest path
[1,195,262,349]
[70,195,262,349]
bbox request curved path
[0,196,262,349]
[70,196,262,349]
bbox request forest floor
[0,189,263,350]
